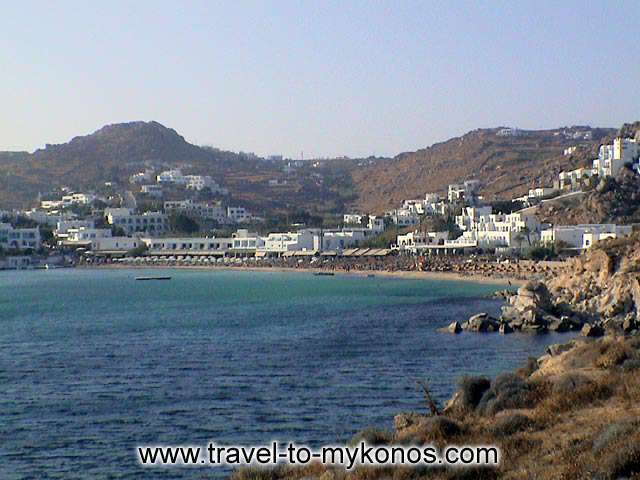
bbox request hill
[349,126,615,213]
[0,122,354,214]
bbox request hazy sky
[2,1,639,158]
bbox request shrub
[551,373,592,396]
[621,358,640,372]
[595,433,640,479]
[596,341,631,369]
[420,416,462,440]
[592,420,639,454]
[515,357,538,378]
[490,413,534,437]
[349,427,391,446]
[478,374,537,416]
[457,376,491,411]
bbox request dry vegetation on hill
[232,335,640,480]
[349,127,615,213]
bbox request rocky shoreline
[444,235,640,338]
[232,235,640,479]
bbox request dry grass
[233,336,640,480]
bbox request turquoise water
[0,268,570,478]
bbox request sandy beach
[84,263,523,286]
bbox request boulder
[581,323,604,337]
[464,313,500,332]
[512,281,554,312]
[623,315,637,334]
[521,323,548,334]
[448,321,462,334]
[499,323,514,335]
[548,315,572,332]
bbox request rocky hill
[0,122,354,213]
[535,167,640,225]
[0,121,250,208]
[0,122,621,215]
[350,127,615,213]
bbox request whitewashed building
[65,227,112,245]
[343,214,364,225]
[104,208,169,236]
[227,207,249,223]
[164,200,227,223]
[140,185,163,198]
[0,223,41,250]
[592,137,639,178]
[386,208,420,227]
[92,236,140,254]
[141,236,233,255]
[397,230,449,252]
[541,224,633,249]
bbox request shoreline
[80,263,523,286]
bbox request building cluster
[131,167,229,196]
[392,136,639,255]
[1,135,638,269]
[558,137,640,190]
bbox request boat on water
[313,272,335,276]
[135,276,172,281]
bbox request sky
[1,0,639,158]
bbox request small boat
[314,272,335,276]
[135,276,172,281]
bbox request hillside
[350,127,615,213]
[0,122,621,216]
[0,122,353,213]
[535,167,640,225]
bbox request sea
[0,268,573,478]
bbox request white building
[141,236,233,255]
[65,227,112,245]
[258,231,316,255]
[558,167,594,190]
[386,209,420,227]
[343,214,363,225]
[563,146,577,156]
[92,236,140,254]
[55,220,95,239]
[368,216,385,233]
[227,207,249,223]
[129,169,155,184]
[559,137,640,190]
[455,208,540,249]
[231,229,265,251]
[592,137,639,178]
[40,192,98,210]
[397,230,449,252]
[496,127,522,137]
[185,175,227,193]
[343,215,385,233]
[541,224,633,250]
[0,223,41,250]
[448,180,481,203]
[140,185,163,198]
[104,208,169,236]
[157,169,187,184]
[528,187,557,199]
[23,209,77,227]
[164,200,227,223]
[455,206,493,231]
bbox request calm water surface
[0,268,572,478]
